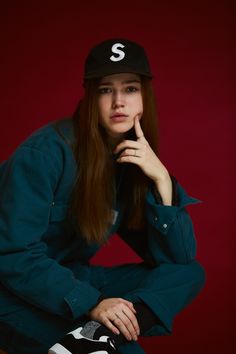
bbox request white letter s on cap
[110,43,125,62]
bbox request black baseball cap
[84,38,153,80]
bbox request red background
[0,1,235,353]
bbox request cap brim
[84,64,153,80]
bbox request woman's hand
[114,115,169,183]
[114,115,172,205]
[88,297,140,341]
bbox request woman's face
[97,73,143,140]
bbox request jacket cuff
[64,281,102,319]
[146,178,202,235]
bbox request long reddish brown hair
[70,76,159,245]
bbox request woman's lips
[110,114,128,122]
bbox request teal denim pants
[0,260,205,354]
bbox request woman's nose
[112,92,125,108]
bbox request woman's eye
[98,87,112,94]
[126,86,139,93]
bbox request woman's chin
[109,123,134,136]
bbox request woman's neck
[107,134,125,151]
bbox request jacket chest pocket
[49,202,69,222]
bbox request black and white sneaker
[48,326,118,354]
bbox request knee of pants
[172,260,206,298]
[142,259,206,291]
[188,260,206,289]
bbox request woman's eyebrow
[99,79,141,86]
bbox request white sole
[48,343,72,354]
[48,343,108,354]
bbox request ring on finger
[112,314,119,322]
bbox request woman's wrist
[86,294,106,317]
[154,173,172,206]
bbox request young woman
[0,39,206,354]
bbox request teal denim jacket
[0,118,201,353]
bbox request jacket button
[52,201,55,206]
[163,223,167,228]
[154,216,158,221]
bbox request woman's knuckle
[100,314,107,321]
[121,318,128,326]
[128,326,133,334]
[129,317,135,325]
[105,318,112,326]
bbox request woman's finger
[119,299,137,314]
[134,115,146,141]
[110,316,134,341]
[117,155,141,165]
[118,309,140,339]
[113,140,142,155]
[121,303,140,335]
[119,148,142,158]
[102,316,121,335]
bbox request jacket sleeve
[118,175,202,265]
[0,146,101,319]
